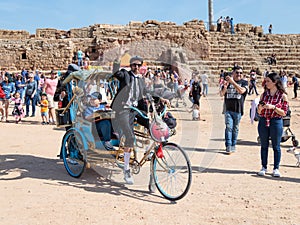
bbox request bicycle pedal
[129,158,136,164]
[86,162,91,169]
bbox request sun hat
[88,92,102,100]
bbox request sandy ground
[0,86,300,225]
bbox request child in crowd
[188,104,205,121]
[191,104,200,120]
[10,92,25,123]
[39,93,49,125]
[84,92,115,151]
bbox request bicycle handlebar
[128,100,167,120]
[129,105,149,119]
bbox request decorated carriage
[57,66,192,201]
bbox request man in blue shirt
[34,70,41,103]
[77,49,83,67]
[1,73,15,122]
[21,67,28,80]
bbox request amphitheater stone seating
[0,20,299,81]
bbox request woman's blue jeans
[224,111,242,147]
[202,84,208,96]
[258,117,283,170]
[25,95,36,116]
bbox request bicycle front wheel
[61,129,86,178]
[152,143,192,201]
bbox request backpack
[163,112,177,129]
[0,85,5,99]
[249,107,259,122]
[192,81,201,93]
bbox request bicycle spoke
[152,143,192,201]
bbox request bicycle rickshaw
[57,69,192,201]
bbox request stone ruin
[0,19,300,81]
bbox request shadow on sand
[0,154,174,204]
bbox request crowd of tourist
[0,68,58,124]
[1,62,298,124]
[0,63,213,125]
[1,57,299,181]
[216,16,235,34]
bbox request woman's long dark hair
[267,72,287,94]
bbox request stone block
[129,21,143,27]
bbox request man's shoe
[124,169,134,184]
[148,174,156,193]
[104,141,115,151]
[257,167,267,176]
[30,114,35,117]
[273,169,281,177]
[231,146,236,153]
[225,146,231,154]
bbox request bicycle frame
[60,69,192,201]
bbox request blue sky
[0,0,298,34]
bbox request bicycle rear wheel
[61,129,86,178]
[151,142,192,201]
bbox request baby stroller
[175,85,188,107]
[280,110,298,147]
[255,108,299,147]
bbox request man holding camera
[220,66,248,154]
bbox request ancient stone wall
[0,39,73,71]
[0,20,299,78]
[0,30,29,40]
[0,19,210,71]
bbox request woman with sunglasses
[24,74,37,117]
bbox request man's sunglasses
[131,63,142,67]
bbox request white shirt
[201,74,209,85]
[281,75,288,88]
[99,87,107,103]
[250,98,259,124]
[192,109,199,119]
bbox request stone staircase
[187,32,300,79]
[88,31,300,83]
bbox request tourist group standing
[216,16,235,34]
[0,68,58,124]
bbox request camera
[224,72,232,77]
[259,100,265,106]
